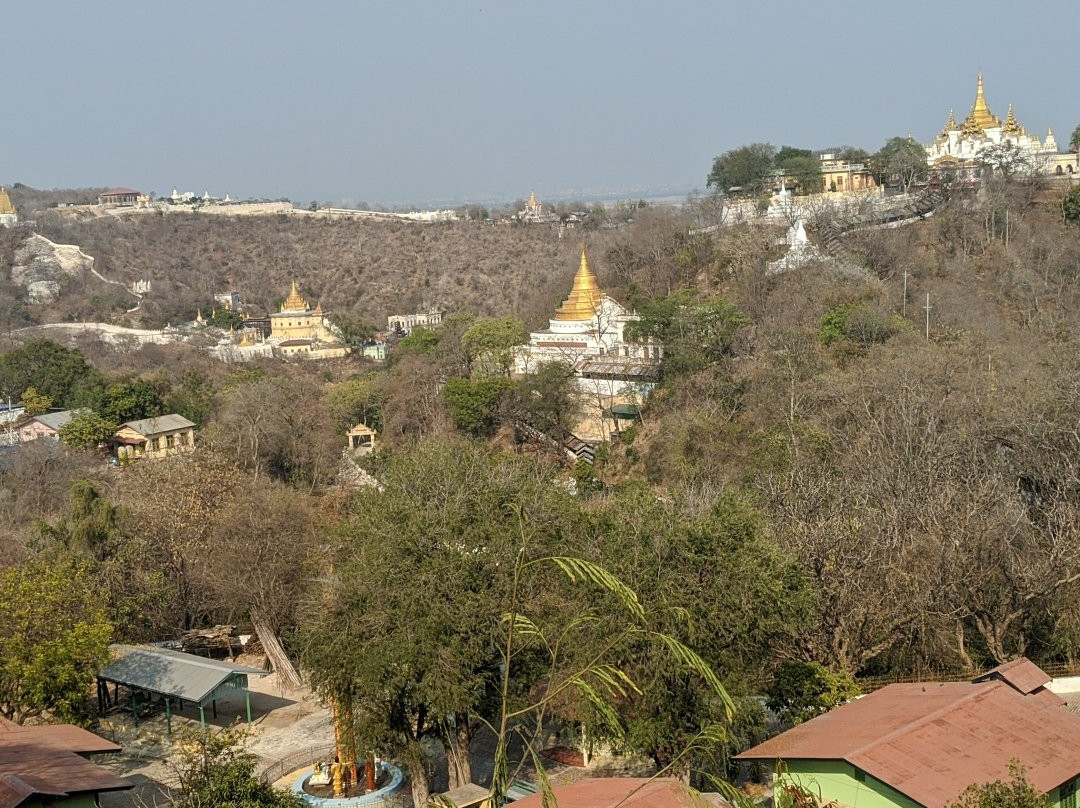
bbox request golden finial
[940,109,957,138]
[0,187,14,215]
[1002,104,1023,137]
[554,245,602,321]
[281,280,308,311]
[527,191,538,208]
[970,73,999,130]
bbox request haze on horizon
[3,0,1078,207]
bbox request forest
[4,170,1080,799]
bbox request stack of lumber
[180,625,243,657]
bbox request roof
[28,409,79,432]
[738,673,1080,807]
[118,414,195,436]
[512,778,727,808]
[99,187,141,196]
[98,644,266,704]
[0,721,130,808]
[974,657,1052,694]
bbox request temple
[0,187,17,227]
[926,74,1064,174]
[516,247,662,438]
[268,281,348,359]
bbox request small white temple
[767,219,828,275]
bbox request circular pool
[291,761,404,807]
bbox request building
[113,414,196,461]
[737,659,1080,808]
[0,715,132,808]
[16,409,82,443]
[0,187,17,227]
[926,75,1060,176]
[819,154,879,193]
[515,247,662,439]
[97,187,144,207]
[346,423,377,454]
[518,191,559,224]
[387,309,443,336]
[269,281,348,359]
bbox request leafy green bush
[766,660,860,725]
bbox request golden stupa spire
[554,246,602,321]
[281,279,308,311]
[969,73,999,130]
[940,109,958,137]
[0,187,14,216]
[1002,104,1023,136]
[527,191,539,208]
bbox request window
[166,434,175,449]
[1062,780,1076,808]
[151,437,160,451]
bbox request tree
[766,661,860,725]
[171,725,303,808]
[442,377,513,436]
[1070,124,1080,153]
[91,379,165,424]
[505,360,579,444]
[17,386,52,416]
[1064,184,1080,223]
[946,761,1050,808]
[779,155,824,195]
[978,141,1037,182]
[707,143,776,194]
[58,412,117,451]
[0,557,112,723]
[0,339,102,407]
[330,312,377,349]
[206,308,245,331]
[872,137,929,191]
[460,316,527,378]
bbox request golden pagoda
[527,191,539,209]
[0,187,14,215]
[281,280,308,312]
[968,73,1001,131]
[554,247,602,321]
[939,109,957,138]
[1002,104,1024,137]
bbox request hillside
[18,209,626,330]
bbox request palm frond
[540,556,646,623]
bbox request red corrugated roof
[512,778,728,808]
[975,658,1052,694]
[738,677,1080,808]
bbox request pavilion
[96,644,268,733]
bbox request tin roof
[512,778,727,808]
[0,721,130,808]
[974,657,1052,694]
[30,409,84,432]
[98,644,266,704]
[738,673,1080,807]
[118,414,195,436]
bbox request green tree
[91,379,165,424]
[624,291,749,377]
[0,339,102,407]
[766,660,860,725]
[779,155,824,194]
[58,412,117,450]
[775,146,812,164]
[1070,124,1080,153]
[18,386,52,416]
[505,360,579,444]
[330,312,378,349]
[872,136,929,191]
[0,557,112,723]
[460,316,527,378]
[1063,184,1080,223]
[172,725,302,808]
[707,143,777,194]
[166,368,217,425]
[946,761,1050,808]
[391,327,440,358]
[206,308,246,330]
[325,374,386,430]
[442,377,513,436]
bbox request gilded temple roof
[0,188,14,216]
[554,247,602,321]
[280,280,309,312]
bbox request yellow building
[113,414,196,461]
[818,154,878,193]
[269,281,348,359]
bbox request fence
[259,744,336,785]
[857,661,1080,692]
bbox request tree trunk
[407,757,430,807]
[446,713,472,788]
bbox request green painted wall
[778,759,925,808]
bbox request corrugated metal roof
[31,409,84,432]
[0,717,119,754]
[738,674,1080,807]
[974,658,1051,694]
[118,414,196,436]
[98,644,266,703]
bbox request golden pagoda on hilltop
[268,280,347,359]
[554,248,602,321]
[927,73,1062,172]
[0,187,17,227]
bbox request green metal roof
[98,644,266,705]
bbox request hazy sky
[4,1,1077,206]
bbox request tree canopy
[871,137,929,191]
[707,143,777,194]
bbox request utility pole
[924,293,932,340]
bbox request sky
[3,1,1078,207]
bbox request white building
[516,248,662,440]
[387,309,443,335]
[926,74,1061,174]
